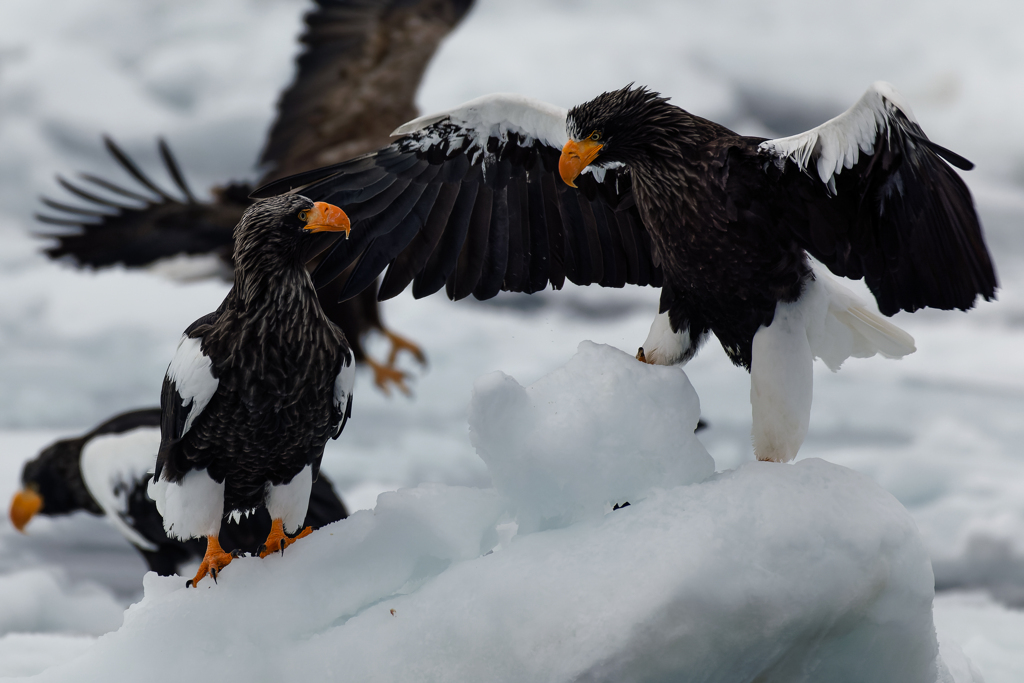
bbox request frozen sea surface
[1,0,1023,680]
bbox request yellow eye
[589,131,602,142]
[298,210,309,222]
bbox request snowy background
[1,0,1024,680]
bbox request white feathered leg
[750,298,816,463]
[259,464,315,558]
[265,464,313,534]
[750,267,916,463]
[148,468,225,540]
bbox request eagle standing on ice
[255,82,996,463]
[253,82,991,462]
[150,196,353,587]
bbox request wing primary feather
[336,182,442,301]
[473,184,509,300]
[38,198,112,219]
[79,173,154,203]
[525,170,553,293]
[502,174,525,291]
[378,180,460,300]
[541,173,570,288]
[909,132,975,171]
[55,176,135,210]
[157,138,198,203]
[449,184,493,301]
[413,180,479,298]
[103,137,175,202]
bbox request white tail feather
[812,272,916,371]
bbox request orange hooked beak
[303,201,351,238]
[559,139,604,188]
[9,489,42,532]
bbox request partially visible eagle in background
[36,0,476,394]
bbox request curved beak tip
[10,489,42,532]
[304,201,351,237]
[558,139,603,189]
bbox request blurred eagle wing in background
[36,0,476,394]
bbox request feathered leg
[749,300,814,463]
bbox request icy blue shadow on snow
[23,343,979,683]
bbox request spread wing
[36,137,243,278]
[254,94,662,303]
[756,81,997,315]
[259,0,475,183]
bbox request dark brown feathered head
[11,436,101,530]
[565,85,674,164]
[232,194,350,286]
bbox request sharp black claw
[186,579,194,588]
[257,544,266,556]
[230,549,241,558]
[211,568,218,584]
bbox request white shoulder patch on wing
[80,426,162,551]
[392,93,569,151]
[166,334,218,436]
[334,349,356,424]
[758,81,918,192]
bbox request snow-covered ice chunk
[469,341,714,532]
[0,568,124,637]
[26,459,953,683]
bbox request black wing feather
[255,117,661,305]
[761,106,996,316]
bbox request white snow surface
[2,0,1024,679]
[14,347,954,683]
[470,342,713,533]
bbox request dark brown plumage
[153,195,354,586]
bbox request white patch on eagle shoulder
[166,334,218,437]
[334,349,356,418]
[265,464,313,534]
[148,468,225,541]
[80,426,162,551]
[392,93,569,155]
[758,81,918,192]
[749,265,916,463]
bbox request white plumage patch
[265,464,313,534]
[758,81,918,193]
[79,426,161,551]
[749,266,916,462]
[148,468,225,540]
[392,93,569,151]
[640,312,702,367]
[334,349,356,418]
[166,334,218,436]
